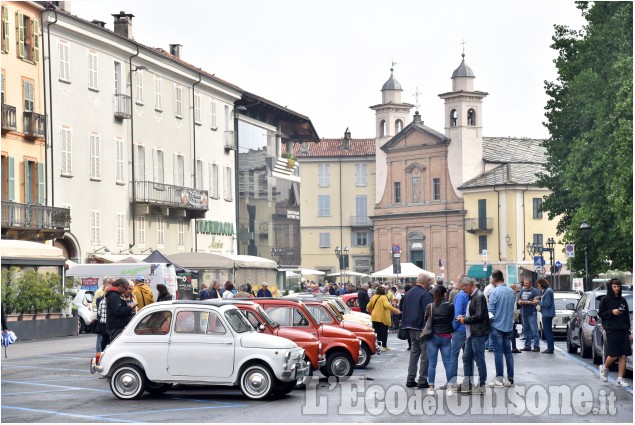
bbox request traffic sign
[482,249,488,261]
[556,260,562,268]
[565,243,575,258]
[393,244,401,254]
[533,256,546,266]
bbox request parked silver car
[589,292,633,371]
[538,291,581,338]
[72,289,96,334]
[566,290,606,358]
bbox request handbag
[397,326,409,340]
[420,304,434,340]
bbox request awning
[90,254,148,263]
[467,264,492,279]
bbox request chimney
[342,127,351,150]
[91,20,106,28]
[413,110,423,124]
[112,11,134,39]
[169,44,182,59]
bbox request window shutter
[37,162,44,204]
[8,156,15,201]
[152,148,158,183]
[16,11,24,58]
[24,161,31,203]
[173,153,178,186]
[67,129,72,174]
[58,42,64,78]
[32,18,39,63]
[2,6,9,53]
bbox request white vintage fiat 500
[92,301,308,400]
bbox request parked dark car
[589,292,633,371]
[566,290,606,358]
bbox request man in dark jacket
[401,273,433,388]
[106,278,138,339]
[358,283,370,314]
[457,279,491,393]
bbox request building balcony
[350,216,372,227]
[1,201,71,239]
[2,104,17,132]
[114,94,131,119]
[465,217,493,234]
[23,112,46,139]
[132,180,209,219]
[224,130,236,150]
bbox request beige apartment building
[296,129,376,277]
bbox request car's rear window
[555,298,579,310]
[135,311,172,335]
[225,309,252,333]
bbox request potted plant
[282,152,297,168]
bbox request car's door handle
[223,341,233,345]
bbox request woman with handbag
[368,286,400,351]
[425,285,455,396]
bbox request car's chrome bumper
[376,342,382,354]
[282,360,310,380]
[317,354,326,367]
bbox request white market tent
[371,262,435,278]
[327,271,367,277]
[301,268,325,276]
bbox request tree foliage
[538,1,633,276]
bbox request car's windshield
[307,305,334,324]
[257,305,278,328]
[224,309,253,333]
[326,302,344,320]
[301,302,321,325]
[333,298,349,314]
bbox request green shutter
[25,161,32,203]
[8,156,15,201]
[16,11,23,59]
[478,199,487,229]
[37,162,44,204]
[2,6,9,53]
[32,18,39,63]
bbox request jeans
[522,312,540,349]
[463,334,488,387]
[450,330,466,384]
[491,327,514,379]
[96,334,102,352]
[407,329,429,384]
[427,335,453,386]
[372,321,389,349]
[542,316,554,351]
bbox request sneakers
[383,347,391,351]
[616,378,629,388]
[504,378,514,387]
[426,388,435,396]
[541,350,554,354]
[599,365,608,382]
[446,385,455,396]
[417,381,430,389]
[470,385,486,394]
[406,381,417,388]
[458,383,473,393]
[531,347,540,352]
[521,347,531,351]
[512,349,522,353]
[487,378,505,387]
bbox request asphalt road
[1,333,632,423]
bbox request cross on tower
[391,59,398,71]
[413,87,422,112]
[461,39,467,55]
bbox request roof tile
[293,139,376,157]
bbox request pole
[584,244,589,292]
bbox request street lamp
[580,220,591,291]
[526,242,544,283]
[546,237,556,286]
[334,246,349,287]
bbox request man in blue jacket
[518,278,540,351]
[401,273,433,388]
[487,270,516,387]
[450,276,470,386]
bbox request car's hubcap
[356,349,367,366]
[245,370,268,396]
[332,357,350,376]
[115,370,140,395]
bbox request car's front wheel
[110,364,146,400]
[321,350,354,379]
[145,380,173,395]
[355,343,372,369]
[566,328,577,353]
[78,317,86,334]
[272,379,296,396]
[580,331,592,358]
[239,364,274,400]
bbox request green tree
[538,2,633,277]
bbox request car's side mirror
[587,309,598,318]
[258,324,265,332]
[566,303,575,310]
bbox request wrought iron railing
[350,216,372,227]
[114,94,131,119]
[23,111,46,137]
[133,181,209,210]
[2,104,17,131]
[1,201,71,230]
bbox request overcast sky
[71,0,586,140]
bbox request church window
[450,109,458,127]
[379,120,386,137]
[467,108,476,126]
[395,119,403,133]
[411,175,422,203]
